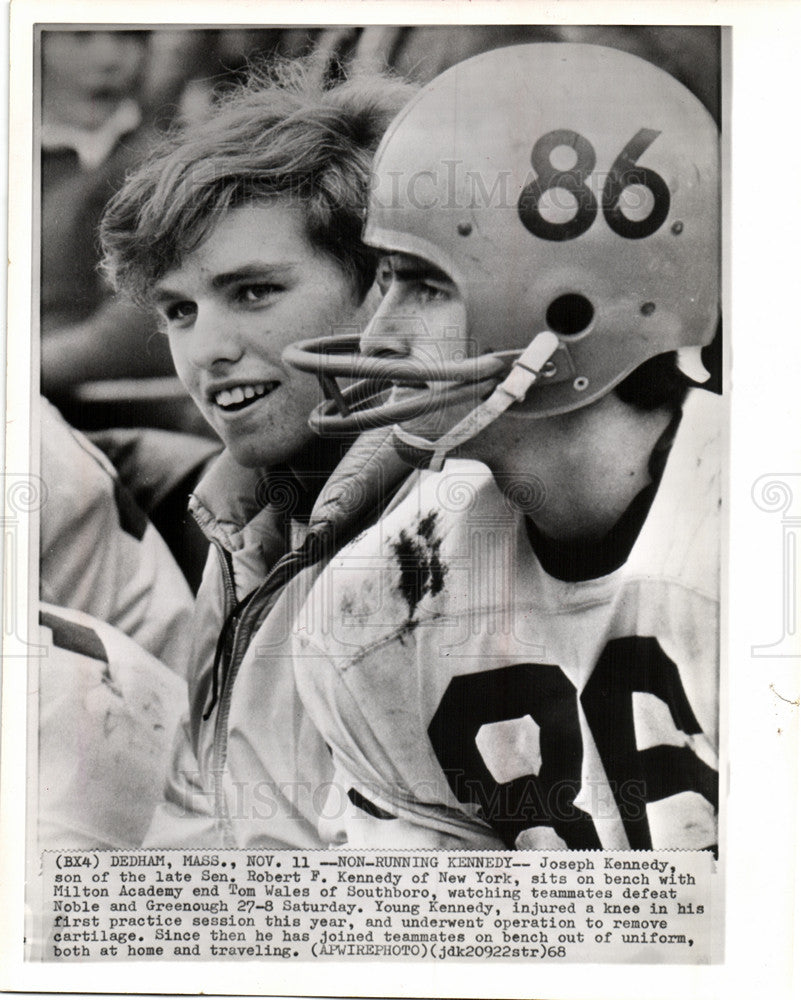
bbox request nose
[185,303,245,371]
[359,292,415,359]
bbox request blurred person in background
[37,397,195,850]
[344,24,719,119]
[39,29,179,399]
[99,59,416,848]
[39,395,196,668]
[37,602,188,850]
[39,29,227,587]
[36,30,219,854]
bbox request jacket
[144,430,412,848]
[143,450,334,847]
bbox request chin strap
[676,345,711,384]
[392,331,560,471]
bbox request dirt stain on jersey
[390,510,448,621]
[339,578,378,619]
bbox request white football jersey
[38,603,188,850]
[294,390,721,850]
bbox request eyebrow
[150,286,188,307]
[385,254,452,284]
[210,263,296,290]
[151,263,297,304]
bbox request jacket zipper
[210,573,271,846]
[206,525,319,844]
[208,538,239,845]
[212,538,237,616]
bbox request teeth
[214,383,271,408]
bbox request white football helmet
[284,43,719,466]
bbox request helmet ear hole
[546,294,594,337]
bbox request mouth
[212,381,279,413]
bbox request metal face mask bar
[283,333,509,435]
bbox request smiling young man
[150,201,364,469]
[100,63,415,847]
[288,43,722,851]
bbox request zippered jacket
[144,432,411,847]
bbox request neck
[285,434,354,502]
[476,394,675,542]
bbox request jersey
[39,398,194,674]
[293,390,721,850]
[38,603,187,850]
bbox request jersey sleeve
[38,604,188,850]
[39,398,194,675]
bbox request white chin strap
[392,331,560,471]
[676,345,711,384]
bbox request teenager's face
[154,201,363,468]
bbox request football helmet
[284,43,720,465]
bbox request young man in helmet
[99,63,416,847]
[289,42,721,851]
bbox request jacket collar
[189,451,273,552]
[189,450,321,554]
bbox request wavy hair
[100,58,416,303]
